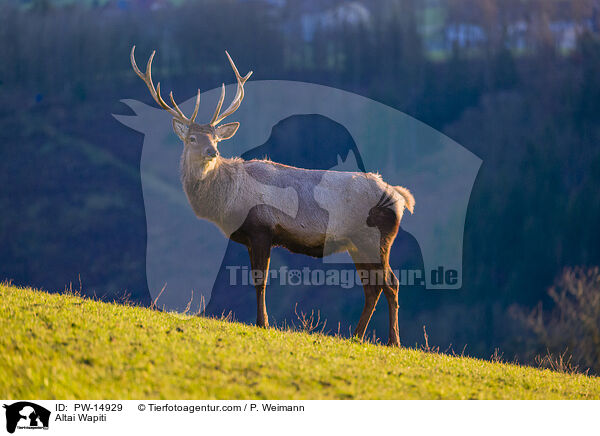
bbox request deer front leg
[248,234,272,328]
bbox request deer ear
[215,122,240,141]
[172,119,188,141]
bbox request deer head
[130,46,252,166]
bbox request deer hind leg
[351,236,401,345]
[349,248,383,341]
[352,264,400,346]
[353,277,382,341]
[378,238,401,346]
[247,233,272,328]
[382,267,400,346]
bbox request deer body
[181,155,411,253]
[131,47,415,346]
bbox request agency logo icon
[2,402,50,434]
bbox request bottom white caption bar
[0,400,597,436]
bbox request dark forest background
[2,0,600,372]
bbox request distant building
[99,0,170,12]
[299,2,371,41]
[444,23,486,49]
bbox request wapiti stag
[130,47,415,346]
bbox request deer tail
[394,186,415,214]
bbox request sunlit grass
[0,284,598,399]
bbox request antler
[130,46,200,125]
[210,51,253,126]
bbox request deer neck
[180,152,242,225]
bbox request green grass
[1,284,599,399]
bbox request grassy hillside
[1,284,599,399]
